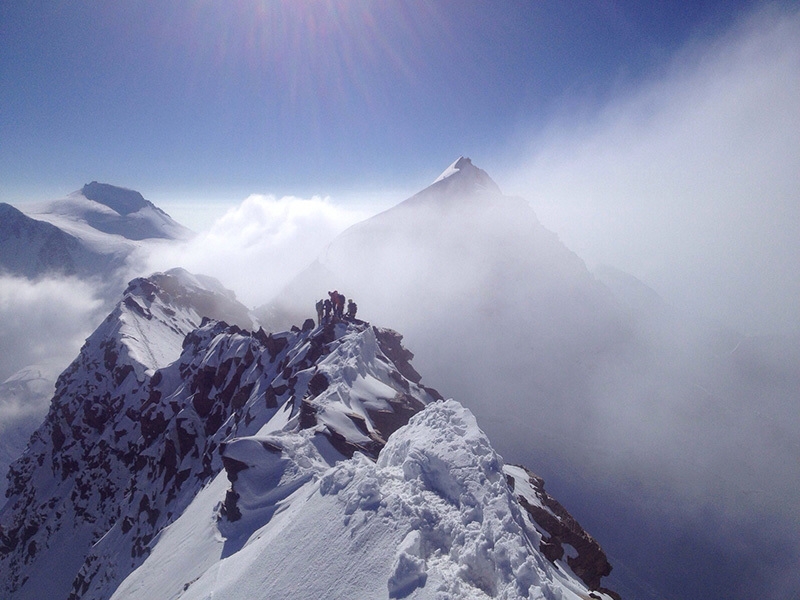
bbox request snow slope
[262,157,800,600]
[0,202,118,279]
[2,182,191,282]
[0,268,254,599]
[0,183,201,501]
[0,269,618,600]
[114,401,616,600]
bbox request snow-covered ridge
[0,268,618,599]
[131,400,617,600]
[0,271,444,599]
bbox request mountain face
[0,186,196,497]
[263,155,632,490]
[265,156,629,423]
[0,270,617,600]
[27,182,193,243]
[263,157,800,599]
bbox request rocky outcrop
[504,464,620,599]
[0,265,619,600]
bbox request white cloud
[139,194,374,307]
[506,5,800,335]
[0,275,106,381]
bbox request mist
[0,274,108,494]
[0,5,796,598]
[138,193,373,308]
[0,275,106,382]
[505,4,800,336]
[272,186,799,600]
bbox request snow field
[117,400,604,600]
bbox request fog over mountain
[2,143,798,598]
[508,5,800,337]
[261,157,800,599]
[0,183,197,500]
[2,151,798,598]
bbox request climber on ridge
[347,299,357,320]
[316,299,324,325]
[323,297,332,321]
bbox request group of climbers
[315,290,357,325]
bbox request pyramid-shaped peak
[432,156,501,194]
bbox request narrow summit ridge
[0,269,619,600]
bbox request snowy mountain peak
[22,183,193,243]
[0,274,449,599]
[431,156,501,194]
[80,182,148,216]
[82,268,253,382]
[0,266,619,599]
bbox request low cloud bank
[0,275,106,382]
[139,194,372,308]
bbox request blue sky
[1,0,761,201]
[2,1,799,335]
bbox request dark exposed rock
[220,454,249,484]
[51,423,66,452]
[305,339,327,365]
[347,412,370,437]
[373,327,422,384]
[321,425,382,460]
[307,372,329,397]
[298,399,318,429]
[507,465,617,596]
[231,382,254,410]
[264,334,289,361]
[366,393,426,442]
[113,364,134,386]
[221,489,242,522]
[264,387,278,409]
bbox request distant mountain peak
[80,181,149,216]
[32,181,194,241]
[431,156,501,194]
